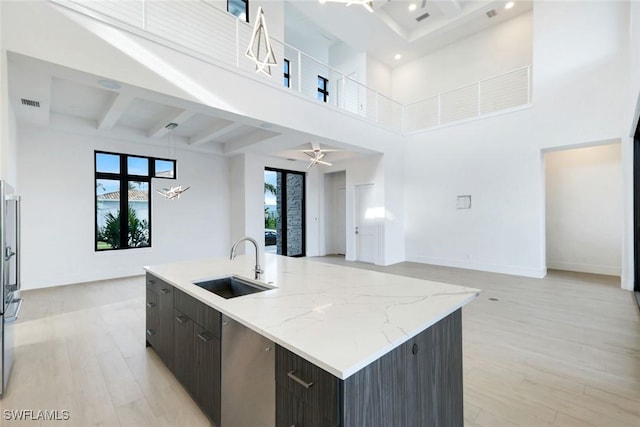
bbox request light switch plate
[457,195,471,209]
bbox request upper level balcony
[47,0,531,136]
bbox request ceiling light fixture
[246,7,277,76]
[408,3,417,11]
[394,53,402,60]
[157,125,190,200]
[505,1,514,9]
[319,0,374,13]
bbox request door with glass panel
[264,168,305,257]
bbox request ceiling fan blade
[317,152,326,161]
[317,160,332,166]
[304,151,315,158]
[306,160,314,169]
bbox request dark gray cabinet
[146,274,174,371]
[276,346,340,427]
[171,286,221,426]
[276,309,463,427]
[173,309,195,392]
[193,323,221,425]
[146,274,221,424]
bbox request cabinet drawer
[276,389,339,427]
[146,289,159,346]
[275,345,339,423]
[174,288,221,339]
[146,273,173,296]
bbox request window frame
[317,75,329,103]
[283,58,290,88]
[95,151,176,252]
[227,0,249,23]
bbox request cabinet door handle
[146,329,156,336]
[197,332,212,342]
[147,279,156,285]
[175,315,188,324]
[160,288,170,294]
[287,371,314,389]
[146,302,156,308]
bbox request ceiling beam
[146,109,196,138]
[223,130,280,155]
[431,0,462,18]
[97,92,134,130]
[188,120,240,146]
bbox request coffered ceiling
[285,0,532,66]
[7,52,372,164]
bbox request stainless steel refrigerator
[0,181,21,396]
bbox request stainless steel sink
[193,276,269,299]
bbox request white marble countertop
[145,254,480,380]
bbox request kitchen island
[145,254,479,427]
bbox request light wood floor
[1,259,638,426]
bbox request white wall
[17,123,230,289]
[0,3,18,187]
[366,56,392,98]
[391,11,533,103]
[545,143,622,276]
[404,1,628,279]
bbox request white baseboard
[547,261,621,277]
[406,255,546,278]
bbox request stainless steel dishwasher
[221,314,275,427]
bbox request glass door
[264,168,305,257]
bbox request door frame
[634,120,640,292]
[265,167,306,258]
[354,183,377,264]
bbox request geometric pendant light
[245,6,277,76]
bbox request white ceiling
[285,0,532,67]
[7,53,375,165]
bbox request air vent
[486,9,497,18]
[21,99,40,108]
[165,123,178,129]
[416,12,430,22]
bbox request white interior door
[336,187,346,255]
[355,184,377,263]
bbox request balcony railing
[403,66,532,132]
[49,0,530,134]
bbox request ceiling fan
[301,142,338,169]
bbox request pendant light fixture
[246,7,277,76]
[156,123,190,200]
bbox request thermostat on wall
[457,195,472,209]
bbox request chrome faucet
[230,236,263,280]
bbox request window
[317,75,329,103]
[283,59,290,88]
[228,0,249,22]
[95,151,176,251]
[264,168,306,257]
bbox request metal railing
[49,0,530,134]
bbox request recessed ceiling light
[98,79,121,90]
[408,3,417,11]
[394,53,402,60]
[505,1,514,9]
